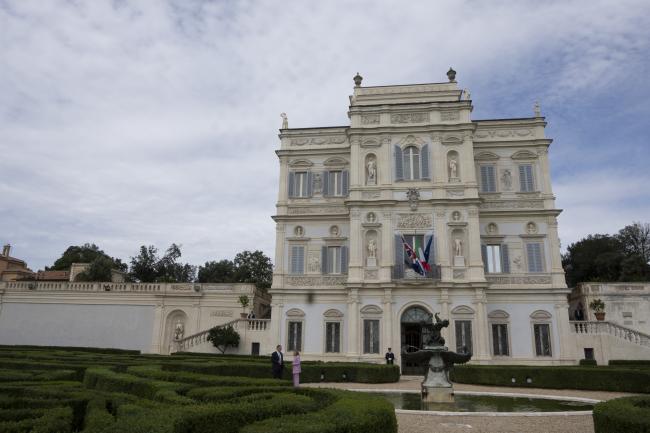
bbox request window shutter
[342,170,349,196]
[501,244,510,274]
[519,165,534,192]
[421,144,430,179]
[394,145,403,181]
[334,323,340,352]
[288,172,295,197]
[393,234,404,279]
[527,243,543,272]
[487,166,496,192]
[341,246,349,274]
[322,171,329,197]
[306,172,313,197]
[296,322,302,351]
[413,149,420,180]
[481,244,488,273]
[321,246,328,274]
[480,166,488,192]
[298,246,305,274]
[328,172,335,196]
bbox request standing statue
[367,239,377,258]
[501,169,512,190]
[454,238,463,257]
[421,313,450,347]
[280,113,288,129]
[366,158,377,184]
[313,173,322,194]
[449,158,458,179]
[174,321,184,341]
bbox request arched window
[403,146,420,180]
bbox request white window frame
[329,170,343,196]
[530,310,553,358]
[525,241,545,273]
[289,245,305,275]
[324,321,342,353]
[403,146,420,180]
[285,308,305,353]
[488,310,511,358]
[480,164,497,193]
[518,163,535,192]
[327,246,341,274]
[294,171,308,197]
[363,319,381,354]
[486,244,502,273]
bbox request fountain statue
[402,313,472,403]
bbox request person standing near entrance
[385,347,395,365]
[271,345,284,379]
[292,350,301,387]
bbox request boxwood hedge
[593,396,650,433]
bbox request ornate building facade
[270,71,576,368]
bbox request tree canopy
[48,243,127,281]
[197,250,272,290]
[206,325,240,354]
[562,222,650,287]
[129,244,196,283]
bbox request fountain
[402,313,472,403]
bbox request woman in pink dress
[292,350,301,387]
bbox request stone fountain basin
[351,389,599,416]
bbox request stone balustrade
[174,318,271,352]
[0,281,258,295]
[570,320,650,348]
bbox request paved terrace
[305,376,635,433]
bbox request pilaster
[348,208,363,283]
[473,288,489,361]
[467,207,485,281]
[347,289,360,357]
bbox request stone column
[269,301,284,352]
[461,132,477,184]
[277,156,289,203]
[350,137,361,187]
[537,149,553,195]
[547,217,566,287]
[555,301,576,362]
[150,302,164,354]
[380,211,392,281]
[383,288,393,355]
[348,209,363,283]
[473,288,489,361]
[434,209,451,281]
[467,207,484,281]
[272,223,286,288]
[379,135,392,186]
[347,289,360,358]
[431,134,445,184]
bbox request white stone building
[269,71,576,369]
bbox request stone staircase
[174,318,270,353]
[570,320,650,348]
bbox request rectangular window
[325,322,341,353]
[287,321,302,352]
[480,165,497,192]
[290,246,305,274]
[526,243,544,273]
[402,234,424,256]
[519,164,535,192]
[455,320,473,354]
[328,171,343,196]
[290,171,309,197]
[363,319,380,354]
[486,245,502,273]
[491,323,509,356]
[534,324,552,356]
[327,246,341,274]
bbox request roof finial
[353,72,363,87]
[280,113,288,129]
[447,67,457,82]
[534,101,541,117]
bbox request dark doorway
[400,306,432,375]
[251,342,260,356]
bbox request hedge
[593,396,650,433]
[579,359,597,366]
[451,365,650,393]
[609,360,650,367]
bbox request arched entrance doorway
[400,306,432,375]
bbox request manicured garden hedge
[451,365,650,393]
[593,396,650,433]
[609,360,650,367]
[579,359,597,366]
[0,347,398,433]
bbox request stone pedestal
[453,256,465,267]
[366,257,377,267]
[421,346,454,403]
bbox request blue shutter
[394,146,403,181]
[307,172,313,197]
[341,246,348,274]
[393,234,404,279]
[321,246,328,274]
[421,144,430,179]
[342,170,349,196]
[481,244,488,273]
[322,171,329,197]
[501,244,510,273]
[288,172,295,197]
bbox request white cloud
[1,0,649,269]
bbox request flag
[402,235,425,275]
[419,235,433,272]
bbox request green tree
[129,244,196,283]
[75,255,116,282]
[233,250,273,290]
[206,325,240,354]
[48,244,127,281]
[197,260,235,283]
[616,222,650,265]
[562,235,624,288]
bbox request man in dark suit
[385,347,395,365]
[271,345,284,378]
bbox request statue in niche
[330,225,339,236]
[366,158,377,185]
[174,321,184,341]
[366,212,376,223]
[294,226,303,237]
[313,173,322,194]
[501,169,512,190]
[526,222,537,234]
[452,211,461,222]
[449,158,458,179]
[280,112,288,129]
[367,239,377,258]
[454,238,463,257]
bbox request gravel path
[304,376,635,433]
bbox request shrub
[579,359,597,366]
[207,326,240,354]
[452,365,650,393]
[593,396,650,433]
[609,360,650,367]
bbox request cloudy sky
[1,0,649,271]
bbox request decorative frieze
[480,200,544,210]
[440,111,460,121]
[453,269,466,279]
[364,269,378,280]
[286,276,347,286]
[290,136,347,146]
[397,213,432,229]
[362,191,381,199]
[210,310,234,317]
[287,206,349,215]
[473,129,533,139]
[486,275,552,284]
[390,112,430,124]
[361,114,380,125]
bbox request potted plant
[238,295,250,319]
[589,298,606,321]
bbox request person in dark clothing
[385,347,395,365]
[271,345,284,378]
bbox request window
[534,323,552,356]
[481,244,510,274]
[321,245,348,274]
[288,171,311,198]
[526,242,544,273]
[491,323,509,356]
[363,319,380,354]
[322,170,349,197]
[394,144,429,181]
[519,164,535,192]
[287,321,302,351]
[325,322,341,353]
[290,245,305,274]
[480,165,497,192]
[455,320,472,354]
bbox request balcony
[392,264,441,282]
